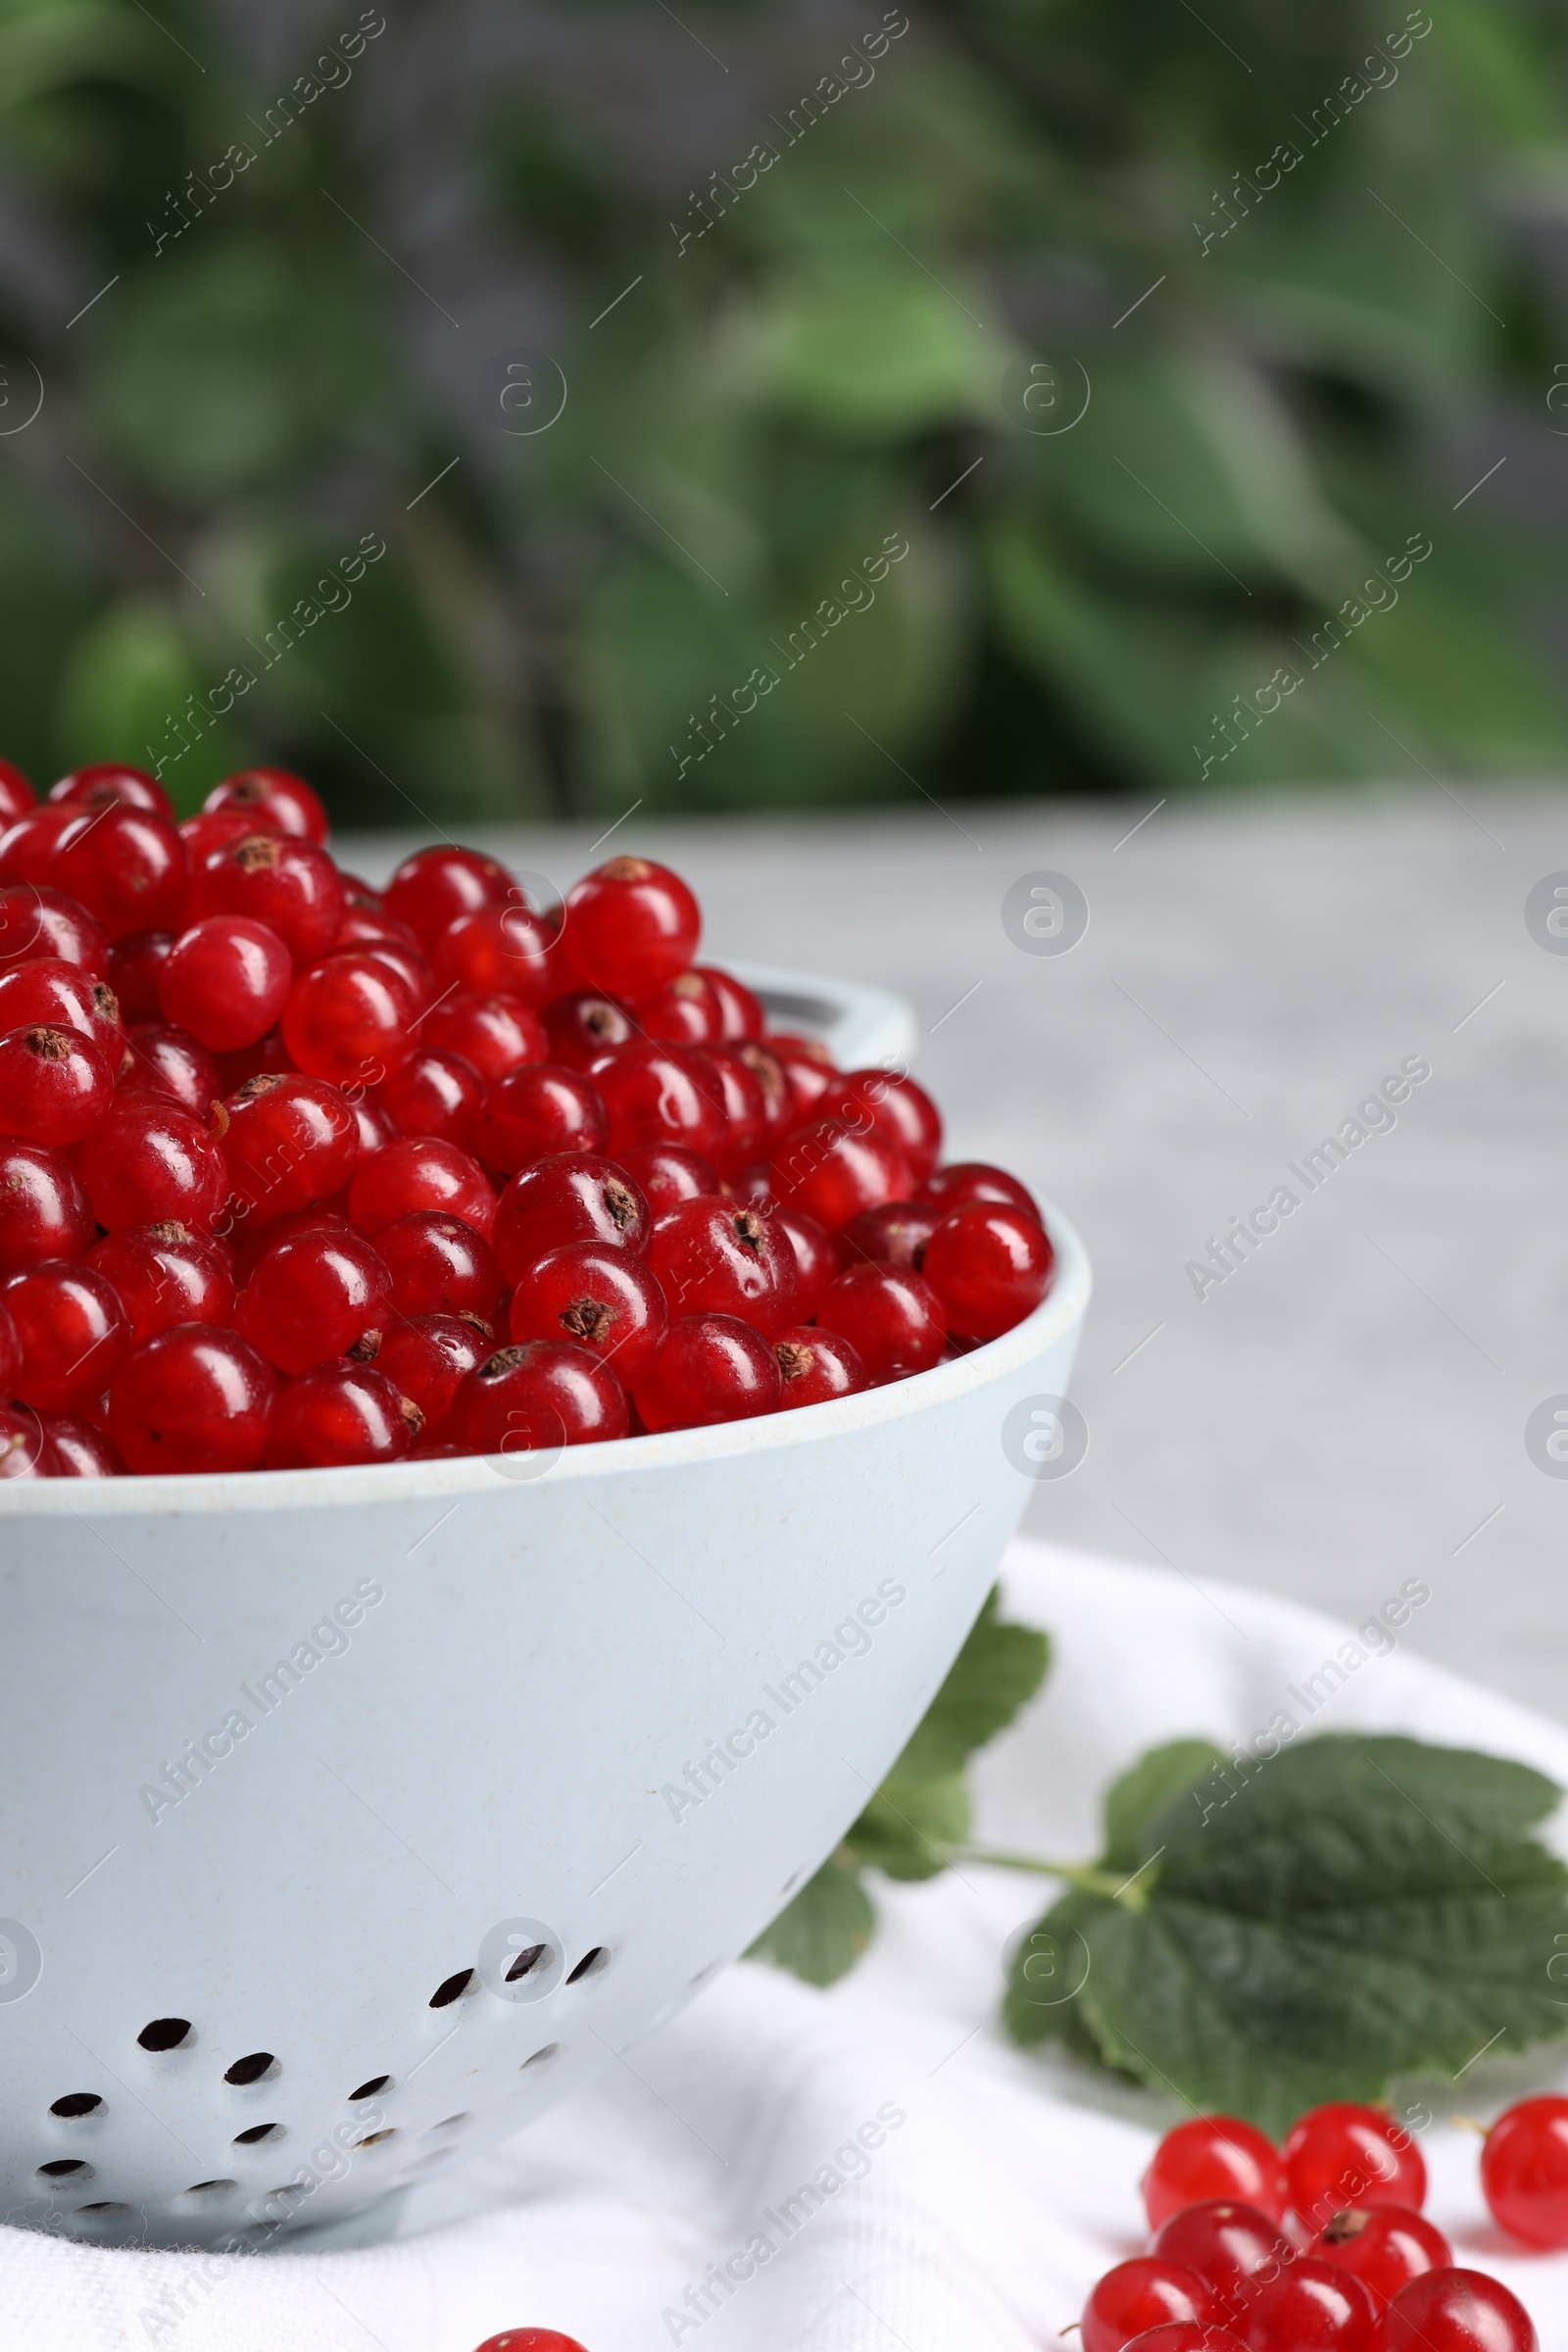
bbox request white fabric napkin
[6,1540,1567,2352]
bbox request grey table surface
[352,785,1568,1728]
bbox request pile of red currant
[1083,2095,1567,2352]
[0,760,1054,1476]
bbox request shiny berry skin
[1479,2094,1568,2248]
[384,845,513,950]
[0,1407,58,1478]
[265,1361,418,1469]
[1122,2328,1249,2352]
[239,1228,394,1373]
[1238,2259,1376,2352]
[282,951,415,1087]
[634,1313,781,1433]
[79,1095,228,1231]
[158,915,292,1051]
[49,762,172,817]
[431,902,557,1005]
[350,1092,398,1161]
[0,808,77,885]
[203,765,328,844]
[693,1046,767,1173]
[629,968,724,1043]
[1082,2259,1222,2352]
[0,760,34,825]
[377,1048,483,1151]
[334,900,423,958]
[0,883,108,976]
[563,857,700,996]
[768,1119,910,1233]
[922,1203,1054,1341]
[376,1211,502,1322]
[179,809,259,867]
[88,1221,235,1343]
[51,807,187,941]
[1382,2269,1536,2352]
[188,832,345,966]
[44,1416,123,1476]
[770,1030,837,1117]
[447,1339,627,1455]
[774,1205,834,1319]
[1310,2208,1452,2308]
[592,1041,728,1163]
[470,2333,591,2352]
[1152,2204,1295,2324]
[220,1073,359,1224]
[733,1039,793,1151]
[348,1136,496,1240]
[543,989,636,1070]
[0,1023,114,1145]
[3,1262,130,1411]
[0,1142,93,1273]
[698,964,763,1041]
[1144,2118,1286,2231]
[774,1325,868,1409]
[919,1160,1041,1223]
[108,929,175,1020]
[118,1021,221,1116]
[492,1152,649,1281]
[815,1068,942,1186]
[509,1241,667,1386]
[646,1200,796,1335]
[815,1261,946,1382]
[0,1294,17,1395]
[420,992,546,1086]
[615,1143,719,1213]
[0,958,122,1054]
[837,1200,943,1272]
[230,1204,350,1286]
[358,935,434,1013]
[375,1314,489,1436]
[477,1064,608,1176]
[1283,2105,1426,2229]
[108,1325,277,1473]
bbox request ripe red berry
[44,1415,123,1476]
[51,807,187,940]
[0,760,34,825]
[282,951,415,1087]
[470,2332,592,2352]
[922,1202,1054,1341]
[919,1160,1042,1222]
[732,1039,793,1152]
[376,1211,502,1322]
[0,958,122,1055]
[1479,2094,1568,2249]
[334,899,423,957]
[431,902,558,1005]
[1082,2259,1222,2352]
[0,1407,59,1478]
[375,1314,490,1437]
[629,968,724,1043]
[384,845,513,949]
[0,1142,93,1274]
[815,1261,946,1382]
[815,1068,942,1186]
[78,1095,228,1230]
[220,1072,360,1225]
[1121,2328,1248,2352]
[1283,2105,1426,2230]
[347,1136,496,1239]
[563,856,700,996]
[203,765,328,844]
[89,1221,235,1343]
[108,929,175,1020]
[49,762,172,817]
[159,915,292,1051]
[356,935,435,1013]
[1238,2257,1377,2352]
[543,989,636,1071]
[767,1119,909,1232]
[646,1199,796,1335]
[179,809,259,868]
[697,964,763,1041]
[446,1339,627,1455]
[265,1361,419,1468]
[836,1200,943,1272]
[238,1228,394,1374]
[0,808,78,886]
[692,1045,767,1173]
[420,992,546,1086]
[108,1325,277,1473]
[1382,2269,1536,2352]
[376,1048,484,1151]
[634,1313,781,1433]
[350,1092,398,1161]
[770,1031,837,1119]
[614,1143,719,1214]
[508,1241,668,1386]
[0,883,108,976]
[0,1294,17,1395]
[588,1041,727,1165]
[492,1153,649,1282]
[1310,2208,1452,2309]
[1152,2204,1294,2324]
[3,1261,130,1411]
[0,1023,114,1145]
[189,832,345,965]
[1144,2118,1286,2231]
[774,1325,868,1408]
[118,1020,221,1116]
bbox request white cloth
[6,1541,1568,2352]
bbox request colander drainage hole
[137,2018,192,2052]
[74,2202,127,2216]
[565,1946,608,1984]
[37,2160,92,2184]
[505,1943,548,1983]
[520,2043,559,2070]
[223,2051,276,2085]
[182,2180,236,2197]
[428,1968,473,2009]
[425,2114,469,2137]
[349,2074,391,2100]
[232,2123,281,2146]
[49,2093,103,2119]
[353,2129,397,2150]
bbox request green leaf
[1101,1739,1227,1874]
[746,1853,874,1987]
[893,1585,1051,1783]
[1004,1734,1568,2135]
[848,1770,971,1883]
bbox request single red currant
[203,766,328,844]
[0,760,34,825]
[769,1031,837,1119]
[0,958,122,1055]
[108,1325,277,1473]
[88,1222,235,1343]
[1082,2259,1222,2352]
[347,1136,496,1239]
[108,929,175,1020]
[697,965,763,1041]
[815,1068,942,1186]
[1283,2105,1426,2230]
[0,1142,93,1273]
[446,1339,627,1455]
[265,1361,419,1468]
[634,1313,781,1433]
[592,1041,728,1163]
[214,1025,294,1095]
[220,1072,360,1224]
[919,1161,1041,1222]
[420,992,546,1085]
[1382,2269,1536,2352]
[0,1023,114,1145]
[470,2332,592,2352]
[44,1415,123,1476]
[0,808,78,885]
[188,832,345,966]
[508,1241,667,1386]
[628,968,724,1043]
[376,1211,502,1322]
[178,809,259,868]
[1151,2204,1294,2325]
[543,989,636,1071]
[814,1261,946,1382]
[0,883,108,976]
[773,1205,835,1320]
[1122,2328,1249,2352]
[431,902,558,1005]
[334,901,424,957]
[1144,2118,1286,2230]
[614,1143,719,1213]
[645,1200,796,1335]
[237,1228,395,1373]
[767,1119,910,1233]
[1310,2208,1452,2308]
[49,763,172,817]
[78,1095,228,1230]
[836,1200,943,1272]
[159,916,292,1051]
[922,1202,1054,1341]
[3,1262,130,1411]
[1237,2257,1377,2352]
[0,1294,17,1395]
[692,1046,767,1173]
[374,1314,490,1437]
[476,1064,608,1177]
[0,1407,59,1477]
[282,951,415,1087]
[350,1092,398,1160]
[357,935,434,1013]
[774,1326,868,1408]
[383,845,513,949]
[492,1153,650,1281]
[1479,2094,1568,2249]
[732,1039,793,1152]
[118,1021,221,1116]
[51,807,187,940]
[563,857,700,996]
[376,1048,484,1151]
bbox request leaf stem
[951,1846,1136,1901]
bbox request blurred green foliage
[0,0,1564,824]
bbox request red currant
[88,1221,235,1343]
[49,762,172,817]
[1382,2270,1536,2352]
[922,1202,1054,1341]
[375,1314,489,1436]
[646,1200,796,1334]
[446,1340,627,1455]
[0,1407,58,1478]
[470,2332,591,2352]
[215,1025,295,1094]
[108,929,175,1020]
[1237,2257,1377,2352]
[188,832,345,965]
[0,760,34,825]
[563,857,700,996]
[3,1262,130,1411]
[220,1072,360,1225]
[0,1293,17,1394]
[509,1241,667,1386]
[1479,2094,1568,2249]
[238,1228,394,1373]
[159,916,292,1052]
[203,766,328,844]
[767,1119,909,1232]
[614,1143,719,1214]
[773,1205,834,1319]
[774,1325,868,1408]
[815,1068,942,1186]
[282,951,415,1087]
[692,1046,767,1173]
[1283,2105,1426,2230]
[376,1048,483,1151]
[836,1200,943,1272]
[334,900,424,958]
[80,1096,227,1230]
[476,1063,607,1175]
[118,1021,221,1116]
[430,901,558,1005]
[629,969,724,1042]
[51,807,187,940]
[108,1325,277,1473]
[1310,2208,1451,2308]
[919,1161,1041,1222]
[0,883,108,975]
[0,808,76,885]
[697,965,763,1041]
[357,935,434,1013]
[0,1142,93,1273]
[1144,2118,1286,2230]
[44,1415,123,1476]
[231,1204,350,1286]
[815,1261,946,1382]
[179,808,260,868]
[732,1039,793,1151]
[634,1313,781,1433]
[1152,2204,1294,2325]
[770,1031,837,1119]
[384,846,513,949]
[492,1153,650,1281]
[265,1361,419,1468]
[0,959,122,1055]
[1082,2259,1222,2352]
[376,1211,502,1322]
[348,1136,497,1239]
[1122,2328,1248,2352]
[0,1023,114,1145]
[543,989,636,1071]
[350,1092,398,1160]
[420,992,546,1085]
[592,1042,728,1163]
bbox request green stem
[951,1846,1136,1901]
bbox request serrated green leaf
[1102,1739,1227,1874]
[847,1770,970,1883]
[893,1585,1051,1783]
[746,1853,873,1987]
